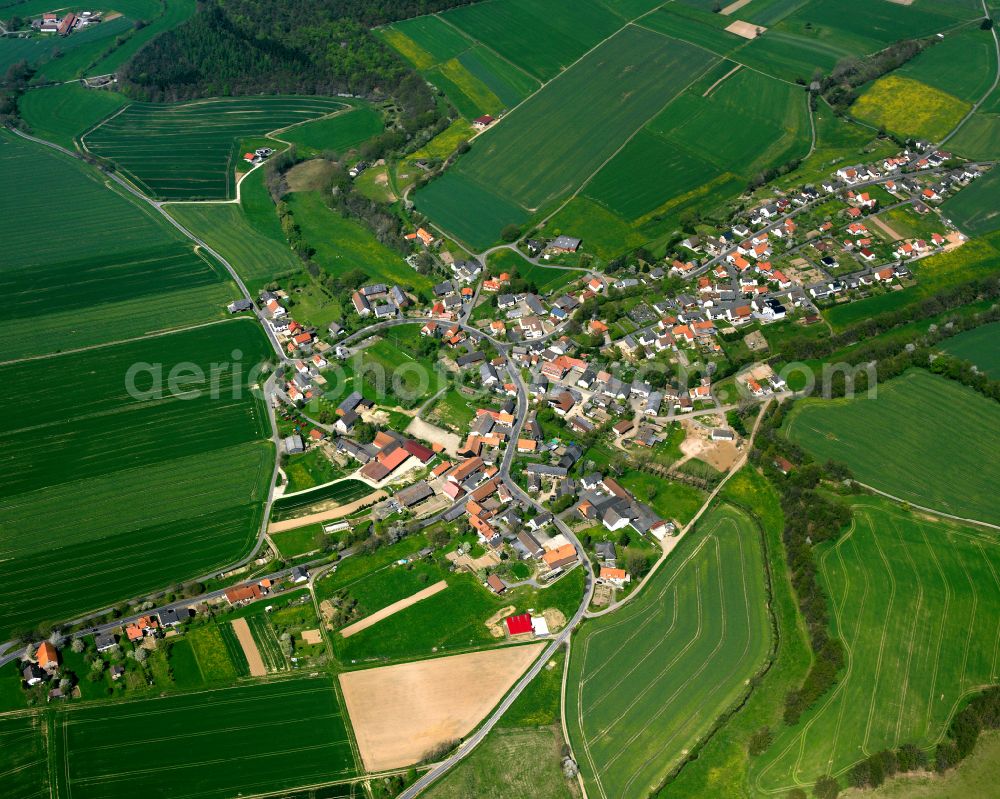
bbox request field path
[339,580,448,638]
[231,618,266,677]
[702,64,742,97]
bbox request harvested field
[301,629,323,645]
[267,492,383,532]
[340,580,449,638]
[340,643,544,770]
[720,0,752,14]
[724,20,764,39]
[231,617,266,677]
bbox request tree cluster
[752,402,852,725]
[822,38,928,111]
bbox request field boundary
[339,580,448,638]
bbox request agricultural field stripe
[232,618,267,676]
[340,581,449,638]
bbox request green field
[619,471,706,526]
[941,167,1000,236]
[288,191,434,292]
[785,370,1000,524]
[0,14,133,76]
[440,0,625,81]
[0,321,274,639]
[414,26,718,247]
[164,173,302,292]
[55,677,357,799]
[277,105,384,156]
[19,83,129,150]
[0,714,48,799]
[584,67,809,222]
[940,322,1000,378]
[83,97,347,199]
[487,248,579,293]
[271,479,373,521]
[0,130,239,360]
[754,497,1000,793]
[898,27,998,104]
[567,503,770,799]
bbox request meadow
[82,96,347,199]
[784,370,1000,525]
[0,130,238,360]
[567,504,770,799]
[289,191,434,292]
[754,497,1000,793]
[277,104,384,157]
[941,167,1000,236]
[0,321,274,639]
[19,82,128,150]
[0,714,48,799]
[940,322,1000,378]
[619,471,706,526]
[851,75,970,143]
[56,677,358,799]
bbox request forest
[121,0,474,103]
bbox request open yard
[754,497,1000,793]
[0,130,239,360]
[340,643,544,770]
[567,503,770,799]
[414,25,718,247]
[55,677,357,798]
[0,320,274,639]
[82,96,346,199]
[784,370,1000,525]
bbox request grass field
[898,27,998,104]
[165,175,301,292]
[440,0,625,81]
[941,167,1000,236]
[784,370,1000,525]
[939,322,1000,378]
[0,321,274,639]
[277,104,384,157]
[414,26,718,247]
[0,13,133,77]
[55,677,357,799]
[430,388,478,430]
[663,468,813,799]
[567,503,770,799]
[851,75,970,142]
[288,191,433,293]
[619,471,706,526]
[754,496,1000,793]
[83,96,347,199]
[0,714,48,799]
[584,67,809,222]
[19,83,128,150]
[487,248,579,293]
[0,130,239,360]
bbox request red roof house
[505,613,533,636]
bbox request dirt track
[267,490,386,533]
[340,580,448,638]
[340,644,544,771]
[231,618,266,677]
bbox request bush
[812,775,839,799]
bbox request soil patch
[340,644,544,771]
[869,214,906,242]
[286,159,337,192]
[231,618,266,677]
[484,605,517,638]
[725,20,765,39]
[721,0,753,14]
[542,608,566,633]
[339,580,448,638]
[300,629,323,645]
[406,416,462,455]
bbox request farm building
[395,481,433,508]
[505,613,533,636]
[487,574,507,594]
[35,642,59,669]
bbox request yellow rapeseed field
[852,74,970,141]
